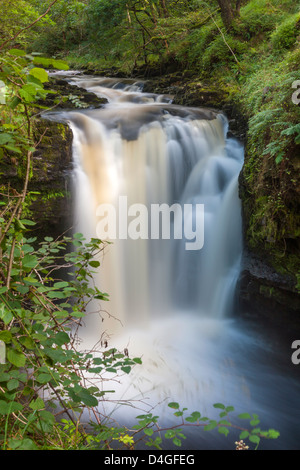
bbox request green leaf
[144,428,154,436]
[165,430,175,439]
[22,254,38,269]
[89,260,100,268]
[77,389,98,407]
[8,438,38,450]
[15,285,29,294]
[0,400,23,415]
[36,373,52,384]
[218,419,231,426]
[19,219,36,226]
[185,411,201,423]
[238,413,252,420]
[51,59,69,71]
[9,96,21,109]
[168,402,180,409]
[7,379,19,391]
[0,373,10,382]
[204,420,217,431]
[250,419,260,426]
[53,281,69,288]
[30,397,45,410]
[213,403,225,410]
[0,331,12,343]
[33,57,52,67]
[53,332,70,346]
[7,349,26,367]
[19,336,35,351]
[0,133,14,145]
[251,428,261,434]
[225,406,234,412]
[239,430,249,439]
[267,429,280,439]
[93,358,103,365]
[8,49,26,57]
[0,304,13,326]
[37,410,55,433]
[218,426,229,437]
[29,68,48,83]
[3,144,21,153]
[173,437,182,447]
[133,357,142,364]
[249,435,260,445]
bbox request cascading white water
[44,74,300,450]
[53,75,248,418]
[62,75,244,331]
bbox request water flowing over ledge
[44,73,300,450]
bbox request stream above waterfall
[44,72,300,450]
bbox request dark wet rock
[237,252,300,330]
[29,118,74,240]
[39,77,108,110]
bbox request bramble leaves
[29,67,48,83]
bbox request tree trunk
[216,0,241,29]
[159,0,169,18]
[235,0,243,15]
[216,0,234,29]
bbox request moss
[270,12,300,51]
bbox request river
[46,72,300,450]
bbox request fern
[281,123,300,144]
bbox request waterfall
[63,74,242,386]
[51,74,245,410]
[45,74,300,450]
[59,76,244,332]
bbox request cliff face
[1,76,108,241]
[238,138,300,326]
[29,118,74,240]
[0,117,74,241]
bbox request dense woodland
[0,0,299,450]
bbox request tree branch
[0,0,59,51]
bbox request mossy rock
[39,77,108,110]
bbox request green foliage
[237,44,300,273]
[0,0,47,47]
[236,0,288,39]
[270,12,300,52]
[0,200,280,449]
[186,23,219,67]
[29,0,88,55]
[202,34,247,70]
[0,0,288,450]
[0,212,141,449]
[129,401,280,450]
